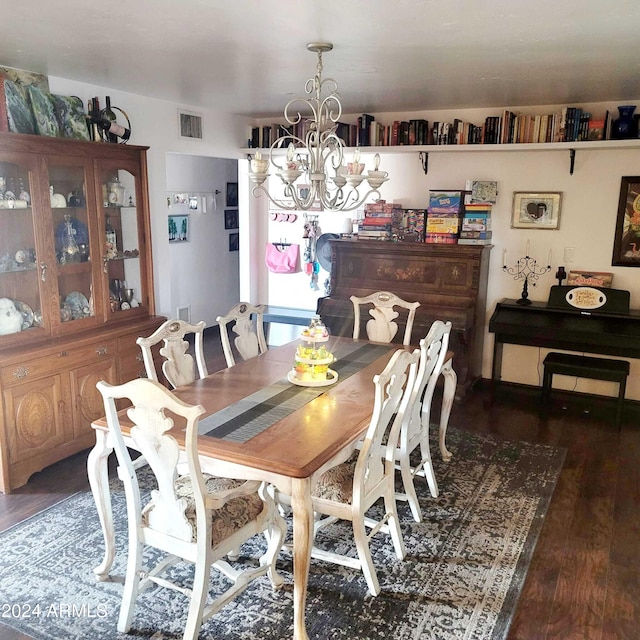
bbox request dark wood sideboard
[316,239,492,395]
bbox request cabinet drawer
[1,341,117,387]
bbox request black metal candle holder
[503,254,552,305]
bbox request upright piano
[316,238,492,395]
[488,285,640,382]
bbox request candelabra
[502,252,552,305]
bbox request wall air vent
[178,110,203,140]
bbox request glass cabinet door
[0,156,47,343]
[97,161,149,319]
[47,157,99,331]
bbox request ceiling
[3,0,640,119]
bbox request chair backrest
[350,291,421,346]
[136,319,208,389]
[403,320,452,445]
[216,302,267,367]
[96,378,207,543]
[354,348,419,505]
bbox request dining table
[88,336,416,640]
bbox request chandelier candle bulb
[548,249,552,266]
[503,249,507,268]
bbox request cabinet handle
[39,262,47,282]
[96,345,108,356]
[58,351,69,357]
[13,366,29,379]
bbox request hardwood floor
[1,330,638,639]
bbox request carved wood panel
[69,358,117,439]
[3,374,67,464]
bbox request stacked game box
[458,203,492,245]
[394,208,426,242]
[359,201,403,240]
[426,191,465,244]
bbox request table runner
[198,342,394,443]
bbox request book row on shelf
[248,106,628,149]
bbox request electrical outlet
[564,246,576,263]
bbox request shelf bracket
[569,148,576,175]
[418,151,429,175]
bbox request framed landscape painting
[168,215,190,242]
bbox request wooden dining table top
[92,337,402,480]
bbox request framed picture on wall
[511,192,562,229]
[226,182,238,207]
[228,232,239,252]
[612,176,640,266]
[168,215,189,242]
[224,209,239,230]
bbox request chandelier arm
[317,90,342,125]
[283,96,320,128]
[317,186,383,212]
[251,185,300,211]
[268,135,306,170]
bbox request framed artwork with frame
[168,215,189,242]
[511,192,562,229]
[224,209,239,230]
[612,176,640,266]
[226,182,238,207]
[228,232,239,252]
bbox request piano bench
[541,352,630,428]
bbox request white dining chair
[277,348,419,596]
[395,320,452,522]
[350,291,420,345]
[96,378,286,640]
[216,302,268,367]
[136,319,208,389]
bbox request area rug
[0,427,565,640]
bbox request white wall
[165,154,239,326]
[47,75,249,327]
[247,102,640,400]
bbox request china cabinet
[0,132,164,492]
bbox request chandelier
[248,42,389,212]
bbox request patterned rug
[0,427,565,640]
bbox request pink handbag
[265,242,299,274]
